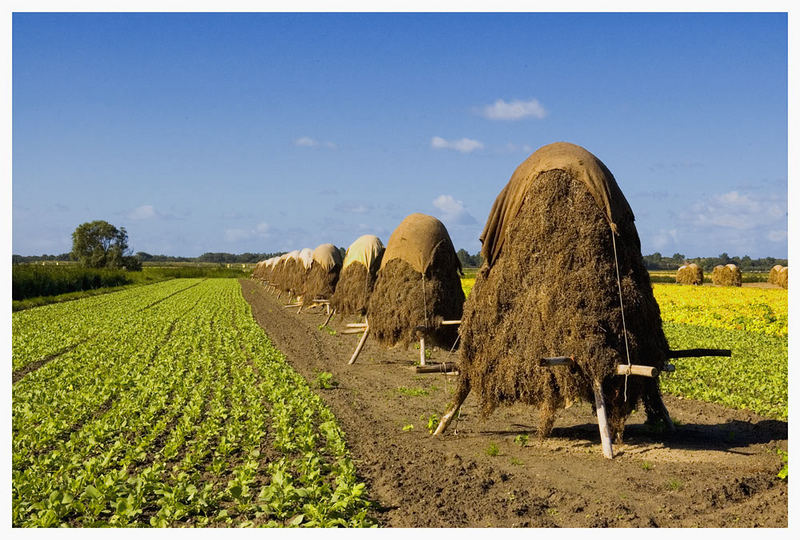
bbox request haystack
[277,251,301,293]
[302,243,344,305]
[768,265,788,288]
[330,235,385,316]
[438,142,673,456]
[367,213,464,349]
[676,263,703,285]
[711,264,742,287]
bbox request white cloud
[479,98,547,121]
[691,190,786,231]
[432,194,477,225]
[336,201,373,214]
[294,136,318,147]
[294,136,337,149]
[430,136,484,154]
[651,228,679,250]
[224,222,272,243]
[128,205,157,220]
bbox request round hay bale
[768,264,784,286]
[330,235,385,316]
[711,263,741,287]
[676,263,703,285]
[777,266,788,289]
[457,142,670,441]
[302,243,344,304]
[367,214,464,349]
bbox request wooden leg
[434,377,470,436]
[419,336,426,366]
[348,320,369,365]
[322,308,336,327]
[593,380,614,459]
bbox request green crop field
[12,279,374,527]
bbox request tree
[71,220,132,269]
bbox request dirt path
[240,280,787,527]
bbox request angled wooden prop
[348,317,369,365]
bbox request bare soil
[240,279,788,528]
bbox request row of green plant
[12,279,374,527]
[11,264,249,307]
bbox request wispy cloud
[294,136,337,149]
[690,190,785,231]
[336,201,373,214]
[432,194,477,225]
[224,222,272,243]
[430,136,484,154]
[478,98,547,121]
[128,205,157,220]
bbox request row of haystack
[252,214,464,350]
[769,264,788,289]
[711,264,742,287]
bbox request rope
[611,229,633,402]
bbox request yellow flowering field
[653,284,787,337]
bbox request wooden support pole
[346,323,368,328]
[415,362,459,374]
[420,336,426,366]
[440,320,462,326]
[434,378,471,436]
[348,321,369,365]
[593,380,614,459]
[615,364,659,378]
[322,308,336,327]
[283,303,301,308]
[325,303,330,315]
[341,328,368,335]
[668,348,732,358]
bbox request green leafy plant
[402,424,414,432]
[777,449,788,480]
[513,434,529,447]
[315,372,337,389]
[425,414,440,434]
[396,386,428,397]
[485,443,499,457]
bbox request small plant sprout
[486,443,499,457]
[426,413,440,434]
[641,461,653,471]
[315,371,336,389]
[402,424,414,432]
[514,433,529,447]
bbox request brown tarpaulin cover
[312,243,343,271]
[298,248,314,270]
[480,142,634,267]
[380,213,462,275]
[342,235,384,272]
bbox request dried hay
[302,244,344,304]
[768,265,787,288]
[330,235,385,316]
[676,263,703,285]
[457,145,669,442]
[711,264,741,286]
[368,214,464,349]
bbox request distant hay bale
[768,265,787,288]
[711,263,742,287]
[676,263,703,285]
[302,243,343,305]
[456,142,670,441]
[330,235,385,316]
[367,214,464,349]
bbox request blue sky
[12,12,787,258]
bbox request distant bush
[12,265,132,300]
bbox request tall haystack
[440,142,672,451]
[252,260,266,280]
[367,213,464,349]
[711,264,742,286]
[676,263,704,285]
[330,235,385,316]
[769,265,788,288]
[277,251,301,293]
[302,243,344,304]
[294,248,314,296]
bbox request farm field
[12,279,373,527]
[12,276,788,527]
[240,279,787,527]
